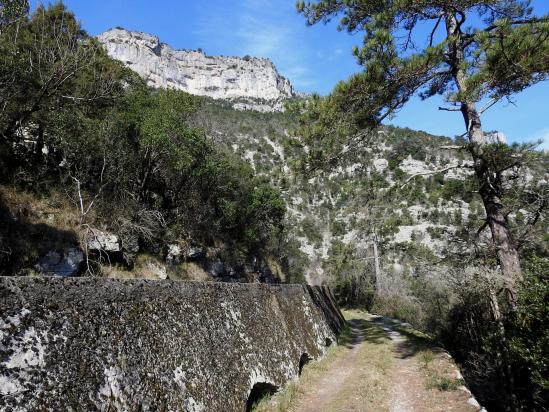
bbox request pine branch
[464,16,549,39]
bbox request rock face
[86,230,120,252]
[97,28,294,110]
[485,131,507,144]
[36,248,83,277]
[0,277,344,411]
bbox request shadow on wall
[306,285,346,335]
[246,382,279,412]
[299,352,313,375]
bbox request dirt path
[371,316,482,412]
[257,310,484,412]
[295,319,367,412]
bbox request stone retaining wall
[0,277,344,411]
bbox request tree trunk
[478,177,522,305]
[372,231,382,293]
[445,13,522,307]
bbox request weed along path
[254,310,483,412]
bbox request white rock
[187,247,206,259]
[37,248,84,277]
[399,156,431,175]
[166,244,181,263]
[87,231,120,252]
[485,131,507,144]
[373,158,388,172]
[147,261,168,280]
[468,397,481,408]
[97,28,294,111]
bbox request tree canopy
[296,0,548,131]
[0,2,287,275]
[295,0,548,305]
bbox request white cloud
[235,5,313,90]
[235,15,290,57]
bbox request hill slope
[192,100,548,286]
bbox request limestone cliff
[97,28,294,111]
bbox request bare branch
[479,97,500,114]
[438,106,461,112]
[400,164,473,188]
[429,15,443,47]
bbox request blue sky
[31,0,549,148]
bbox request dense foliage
[507,256,549,408]
[0,3,286,276]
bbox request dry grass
[266,255,285,282]
[416,349,463,391]
[171,261,211,281]
[0,185,82,235]
[101,254,163,279]
[0,185,216,280]
[101,255,213,281]
[323,310,393,412]
[391,324,465,393]
[0,185,83,275]
[253,309,393,412]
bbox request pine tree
[0,0,28,29]
[296,0,548,306]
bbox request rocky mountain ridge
[97,28,295,112]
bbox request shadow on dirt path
[257,310,484,412]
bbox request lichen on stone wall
[0,277,344,411]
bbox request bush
[0,4,287,276]
[300,216,323,246]
[507,256,549,409]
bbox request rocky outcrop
[86,230,120,252]
[0,277,344,411]
[484,131,507,144]
[97,28,294,111]
[36,248,83,277]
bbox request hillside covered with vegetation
[0,3,286,282]
[1,1,548,411]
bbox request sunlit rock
[97,28,294,112]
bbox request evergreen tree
[0,0,28,29]
[296,0,548,306]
